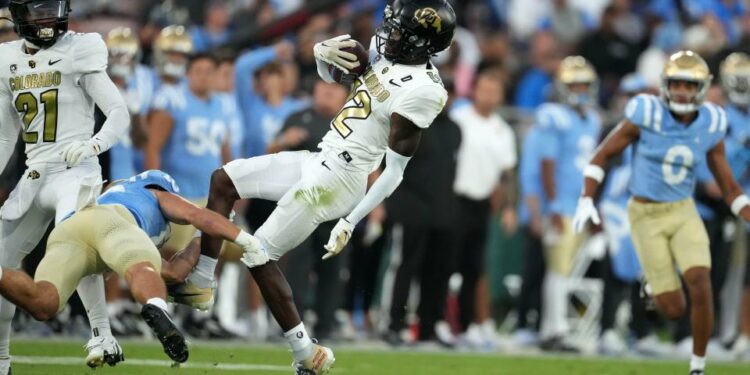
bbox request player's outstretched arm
[706,141,750,221]
[151,189,264,254]
[581,120,640,198]
[323,113,420,259]
[573,120,639,233]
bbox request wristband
[731,194,750,216]
[583,164,605,183]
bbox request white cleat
[598,329,627,356]
[295,344,335,375]
[85,335,124,368]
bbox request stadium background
[1,0,750,374]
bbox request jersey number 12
[15,89,59,144]
[331,80,372,138]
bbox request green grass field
[8,338,750,375]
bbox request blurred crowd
[3,0,750,361]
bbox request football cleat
[141,304,189,363]
[84,334,125,368]
[295,344,335,375]
[167,279,216,311]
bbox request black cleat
[689,370,704,375]
[141,304,189,363]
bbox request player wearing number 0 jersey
[0,0,130,372]
[177,1,455,373]
[573,50,750,375]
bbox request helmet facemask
[660,78,710,115]
[722,74,750,107]
[10,0,70,48]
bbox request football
[328,39,369,85]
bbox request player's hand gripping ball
[315,34,368,86]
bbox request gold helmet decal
[154,25,193,55]
[557,56,597,84]
[660,50,712,114]
[720,52,750,106]
[414,8,442,33]
[106,27,139,57]
[662,50,711,82]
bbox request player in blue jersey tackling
[573,51,750,375]
[0,170,262,364]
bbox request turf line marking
[13,355,291,372]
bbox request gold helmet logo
[414,7,442,33]
[663,50,711,82]
[106,27,139,57]
[557,56,597,84]
[154,25,193,55]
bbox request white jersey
[0,31,107,163]
[320,50,448,172]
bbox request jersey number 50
[331,80,372,138]
[15,90,58,144]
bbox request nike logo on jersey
[388,79,401,87]
[321,160,331,170]
[48,59,62,66]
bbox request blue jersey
[216,92,244,160]
[626,94,727,202]
[97,170,180,246]
[536,102,601,216]
[518,126,547,224]
[725,104,750,191]
[152,83,228,199]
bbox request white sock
[190,255,218,288]
[284,322,313,361]
[77,274,113,338]
[690,355,706,371]
[541,271,568,338]
[0,297,15,360]
[147,297,169,312]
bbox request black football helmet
[375,0,456,64]
[9,0,71,48]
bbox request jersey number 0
[15,89,59,144]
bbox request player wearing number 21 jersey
[573,50,750,375]
[177,1,456,373]
[0,0,130,372]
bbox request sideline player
[0,170,262,363]
[0,0,129,370]
[187,1,455,373]
[573,50,750,375]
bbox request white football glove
[572,197,601,233]
[314,34,360,74]
[323,218,355,260]
[236,231,270,268]
[61,140,99,168]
